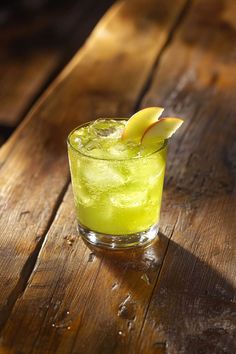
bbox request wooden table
[0,0,235,353]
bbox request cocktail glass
[67,120,167,249]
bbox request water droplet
[53,309,71,323]
[51,321,71,329]
[64,235,76,246]
[127,321,134,331]
[53,300,61,311]
[141,273,151,285]
[88,252,95,262]
[160,287,167,295]
[118,295,136,320]
[39,303,44,310]
[153,342,167,349]
[118,305,127,317]
[118,330,125,336]
[124,294,131,301]
[143,256,160,270]
[112,283,119,290]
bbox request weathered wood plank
[138,202,236,354]
[137,0,236,352]
[1,0,235,352]
[0,0,114,127]
[0,187,177,354]
[0,0,188,346]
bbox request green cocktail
[68,118,167,248]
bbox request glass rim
[67,119,167,161]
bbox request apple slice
[141,117,184,145]
[122,107,164,142]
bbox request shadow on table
[84,231,235,353]
[84,231,235,301]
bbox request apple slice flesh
[122,107,164,142]
[141,117,184,145]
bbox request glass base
[78,222,159,249]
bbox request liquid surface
[68,119,166,235]
[69,119,163,160]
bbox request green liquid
[68,119,167,235]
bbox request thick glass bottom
[78,222,159,249]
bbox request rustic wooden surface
[0,0,236,353]
[0,0,114,128]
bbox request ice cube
[107,142,130,159]
[82,161,126,189]
[107,140,141,159]
[90,119,126,139]
[74,185,95,207]
[84,140,101,151]
[110,190,147,208]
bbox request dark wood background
[0,0,114,139]
[0,0,235,353]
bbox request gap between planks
[134,0,193,111]
[0,179,70,333]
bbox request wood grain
[2,0,235,353]
[0,0,114,127]
[0,0,188,349]
[138,0,236,352]
[0,187,176,354]
[2,0,235,352]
